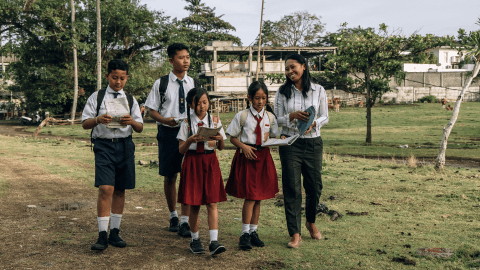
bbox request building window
[444,52,449,63]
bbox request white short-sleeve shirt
[274,83,329,138]
[226,107,280,145]
[81,86,144,139]
[176,113,227,151]
[144,71,195,127]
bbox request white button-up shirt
[226,107,280,145]
[81,86,143,139]
[177,112,227,151]
[274,83,329,138]
[144,71,195,127]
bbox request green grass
[24,103,480,160]
[1,134,480,269]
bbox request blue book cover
[297,106,316,135]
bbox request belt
[188,149,214,154]
[95,136,131,142]
[245,143,262,151]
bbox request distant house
[403,46,475,72]
[0,55,23,118]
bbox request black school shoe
[108,228,127,247]
[190,238,206,254]
[169,217,179,232]
[177,222,191,237]
[239,233,252,250]
[209,241,226,256]
[250,231,265,247]
[91,231,108,250]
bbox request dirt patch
[0,156,273,269]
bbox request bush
[419,95,438,103]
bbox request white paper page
[104,97,129,128]
[196,125,223,141]
[262,134,300,147]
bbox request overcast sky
[140,0,480,45]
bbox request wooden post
[255,0,264,81]
[213,48,217,91]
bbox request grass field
[26,102,480,161]
[1,130,480,268]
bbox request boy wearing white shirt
[82,59,144,250]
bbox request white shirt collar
[169,70,188,82]
[249,106,264,118]
[106,85,124,95]
[191,112,209,126]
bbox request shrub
[419,95,438,103]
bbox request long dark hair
[279,54,312,99]
[186,87,211,136]
[246,81,276,118]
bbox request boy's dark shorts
[94,137,135,190]
[157,125,184,180]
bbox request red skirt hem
[178,152,227,206]
[225,147,279,201]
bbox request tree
[177,0,241,75]
[435,27,480,170]
[322,23,452,143]
[70,0,78,124]
[262,11,325,47]
[0,0,173,114]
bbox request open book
[261,134,299,147]
[196,125,223,142]
[104,97,129,129]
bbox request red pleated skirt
[225,147,279,200]
[178,151,227,206]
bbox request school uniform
[274,82,329,237]
[225,107,280,201]
[144,71,195,177]
[176,113,227,206]
[81,86,143,190]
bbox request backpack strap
[158,75,169,108]
[239,109,249,128]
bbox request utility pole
[70,0,78,124]
[96,0,102,91]
[255,0,264,81]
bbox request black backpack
[158,74,202,106]
[90,88,134,143]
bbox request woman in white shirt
[274,54,329,248]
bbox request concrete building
[197,41,336,94]
[403,46,475,73]
[0,55,22,118]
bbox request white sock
[249,224,258,233]
[209,229,218,243]
[97,216,110,232]
[242,224,250,235]
[110,213,122,230]
[191,231,199,241]
[180,215,189,225]
[170,210,178,219]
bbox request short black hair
[167,43,189,58]
[107,59,129,75]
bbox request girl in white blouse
[226,81,280,250]
[176,88,228,256]
[274,54,329,248]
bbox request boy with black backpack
[82,59,143,250]
[145,43,204,238]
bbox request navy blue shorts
[93,137,136,190]
[157,125,184,178]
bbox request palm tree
[435,28,480,170]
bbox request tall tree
[435,27,480,170]
[0,0,172,114]
[70,0,79,124]
[262,11,325,47]
[322,23,452,143]
[177,0,241,75]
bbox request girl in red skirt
[226,81,280,250]
[177,87,228,256]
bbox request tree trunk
[70,0,78,125]
[96,0,101,91]
[365,73,372,144]
[435,61,480,170]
